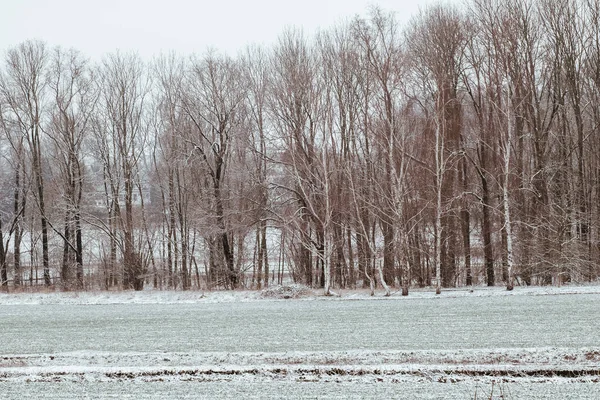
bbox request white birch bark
[377,263,391,296]
[347,163,376,296]
[435,117,443,295]
[503,88,514,291]
[388,116,406,297]
[322,142,332,296]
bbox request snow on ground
[1,283,600,305]
[2,379,600,400]
[1,348,600,398]
[1,285,600,398]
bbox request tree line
[1,0,599,294]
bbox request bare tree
[0,40,52,286]
[269,29,339,294]
[152,53,190,289]
[47,47,96,289]
[0,104,28,288]
[585,0,600,280]
[352,8,409,295]
[182,51,247,289]
[407,4,468,291]
[242,45,271,289]
[96,52,151,290]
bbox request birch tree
[47,47,96,289]
[96,52,151,290]
[152,53,190,289]
[353,9,410,294]
[407,4,467,290]
[0,40,52,286]
[182,52,247,289]
[0,106,28,287]
[243,46,271,289]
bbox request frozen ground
[2,283,600,305]
[1,285,600,399]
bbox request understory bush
[260,284,313,299]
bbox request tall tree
[353,8,407,294]
[407,4,468,289]
[97,52,151,290]
[243,45,271,289]
[0,40,52,286]
[153,53,190,289]
[47,47,96,289]
[182,52,247,289]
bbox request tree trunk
[381,221,395,287]
[460,152,472,286]
[503,91,514,291]
[261,221,268,288]
[482,178,494,287]
[13,165,24,287]
[0,219,7,287]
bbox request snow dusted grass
[2,380,600,400]
[1,282,600,305]
[1,285,600,398]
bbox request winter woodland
[1,0,600,294]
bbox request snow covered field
[1,286,600,399]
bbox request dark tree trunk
[75,211,83,288]
[346,227,355,288]
[261,221,268,288]
[460,153,472,286]
[61,217,71,288]
[13,166,24,288]
[381,220,395,287]
[0,219,7,287]
[482,176,494,286]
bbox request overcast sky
[0,0,454,61]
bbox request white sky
[0,0,453,61]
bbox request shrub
[260,284,313,299]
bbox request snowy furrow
[2,348,600,368]
[2,348,600,384]
[2,364,600,384]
